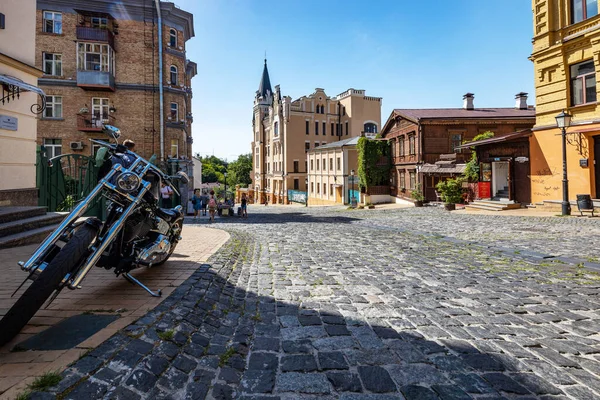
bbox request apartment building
[251,59,381,204]
[530,0,600,202]
[35,0,197,163]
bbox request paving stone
[145,355,170,376]
[326,371,362,392]
[211,383,235,399]
[241,369,276,393]
[157,367,189,391]
[325,324,351,336]
[184,382,209,400]
[388,363,446,386]
[481,373,530,395]
[460,354,505,371]
[107,386,142,400]
[93,367,123,386]
[276,372,331,394]
[318,351,349,370]
[357,366,397,393]
[400,385,440,400]
[173,355,197,373]
[430,384,471,400]
[219,367,242,384]
[248,352,278,370]
[63,380,108,400]
[125,369,158,393]
[281,354,318,372]
[282,339,312,353]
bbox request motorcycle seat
[156,207,181,222]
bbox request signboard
[287,190,307,204]
[0,115,17,131]
[478,182,491,199]
[515,156,529,163]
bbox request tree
[227,153,252,188]
[196,155,227,184]
[463,131,494,182]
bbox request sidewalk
[0,225,229,399]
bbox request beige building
[306,137,359,205]
[0,0,45,206]
[251,60,382,204]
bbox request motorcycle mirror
[103,125,121,140]
[176,171,190,185]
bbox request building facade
[0,0,45,206]
[530,0,600,202]
[381,93,536,201]
[35,0,196,163]
[251,60,381,204]
[306,137,359,205]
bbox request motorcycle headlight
[116,172,141,193]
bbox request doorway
[492,161,509,198]
[595,136,600,199]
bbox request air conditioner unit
[70,142,84,150]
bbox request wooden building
[380,93,536,202]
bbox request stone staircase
[0,207,65,249]
[492,186,510,201]
[465,199,522,212]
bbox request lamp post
[555,110,572,216]
[350,169,355,207]
[305,178,308,207]
[224,172,228,202]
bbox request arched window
[364,122,378,134]
[274,121,279,136]
[170,65,178,85]
[321,105,325,114]
[170,102,178,120]
[169,28,177,47]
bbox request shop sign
[478,182,491,199]
[515,157,529,163]
[0,115,17,131]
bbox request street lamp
[224,172,228,202]
[555,110,572,216]
[350,169,355,207]
[305,178,308,207]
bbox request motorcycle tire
[153,219,183,267]
[0,224,97,347]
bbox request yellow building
[530,0,600,203]
[0,0,45,206]
[251,59,381,204]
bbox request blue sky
[172,0,535,161]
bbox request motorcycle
[0,125,189,346]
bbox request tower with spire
[255,58,273,106]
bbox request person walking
[192,189,202,219]
[241,194,248,218]
[160,182,173,208]
[207,190,217,223]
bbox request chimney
[515,92,528,110]
[463,93,474,110]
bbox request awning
[1,74,46,114]
[457,129,532,150]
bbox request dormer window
[169,28,177,47]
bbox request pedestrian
[201,193,208,216]
[160,182,173,208]
[241,193,248,218]
[207,190,217,223]
[192,189,202,219]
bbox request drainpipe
[154,0,165,161]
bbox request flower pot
[444,203,455,211]
[414,200,423,207]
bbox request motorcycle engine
[123,211,154,242]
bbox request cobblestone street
[34,206,600,399]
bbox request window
[293,160,299,173]
[306,120,310,135]
[409,135,416,155]
[305,160,308,172]
[43,138,62,158]
[323,183,326,195]
[77,43,114,73]
[311,182,314,193]
[571,60,596,105]
[315,143,320,148]
[170,139,178,157]
[43,11,62,34]
[91,144,102,157]
[266,146,270,157]
[572,0,598,23]
[274,121,279,136]
[322,158,326,171]
[305,142,310,152]
[329,158,333,171]
[330,184,334,196]
[342,106,346,116]
[337,157,341,170]
[169,28,177,47]
[331,123,334,136]
[399,171,406,189]
[317,183,320,194]
[364,122,378,134]
[315,121,319,135]
[399,136,405,156]
[294,179,299,190]
[44,96,62,118]
[323,122,326,136]
[391,170,397,186]
[43,53,62,76]
[170,102,178,120]
[317,159,320,171]
[91,17,108,29]
[409,171,416,190]
[170,65,178,85]
[451,133,463,153]
[310,159,314,171]
[92,98,109,123]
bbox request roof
[420,163,466,174]
[393,108,536,122]
[313,137,359,150]
[257,59,272,98]
[457,129,532,149]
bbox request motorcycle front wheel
[0,224,97,347]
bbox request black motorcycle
[0,125,188,346]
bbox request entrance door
[595,136,600,199]
[335,186,342,203]
[492,162,509,198]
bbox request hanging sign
[0,115,17,131]
[515,157,529,163]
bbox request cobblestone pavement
[32,206,600,400]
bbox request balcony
[77,112,115,132]
[77,70,115,91]
[76,26,115,49]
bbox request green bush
[436,178,464,204]
[410,183,425,202]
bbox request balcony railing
[76,26,115,49]
[77,112,114,132]
[77,70,115,91]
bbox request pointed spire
[258,58,272,99]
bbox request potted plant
[436,178,464,211]
[410,183,425,207]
